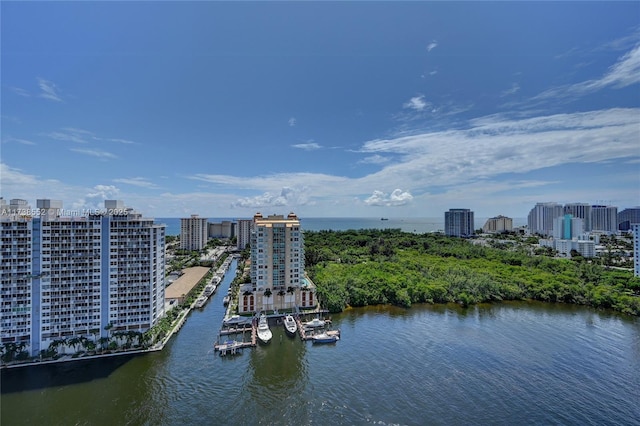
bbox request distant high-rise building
[445,209,475,237]
[236,219,253,250]
[0,200,165,357]
[180,214,208,250]
[564,203,592,231]
[618,207,640,231]
[527,202,564,236]
[482,215,513,234]
[208,221,234,239]
[553,214,584,240]
[591,205,618,234]
[633,224,640,277]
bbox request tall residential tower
[0,200,165,357]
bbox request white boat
[223,315,251,326]
[257,314,272,344]
[311,332,339,344]
[222,296,230,306]
[283,315,297,337]
[204,284,215,296]
[304,318,326,328]
[194,296,207,309]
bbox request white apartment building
[482,215,513,234]
[236,219,253,250]
[0,200,165,357]
[539,238,595,258]
[591,205,618,234]
[564,203,592,231]
[208,221,234,239]
[633,223,639,277]
[239,212,315,313]
[180,214,208,251]
[528,202,564,236]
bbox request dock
[214,320,257,356]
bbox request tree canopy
[304,229,639,315]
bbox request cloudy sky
[2,2,639,218]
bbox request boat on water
[304,318,326,329]
[195,296,207,309]
[380,217,389,221]
[222,295,230,306]
[204,284,216,296]
[223,315,252,326]
[257,314,272,344]
[283,315,297,337]
[311,332,339,344]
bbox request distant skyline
[2,2,639,218]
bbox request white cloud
[403,95,428,112]
[288,117,296,127]
[291,142,322,151]
[70,185,121,211]
[358,155,389,165]
[232,186,311,209]
[45,128,93,143]
[10,87,30,97]
[113,177,159,189]
[361,108,639,190]
[44,128,137,145]
[365,189,413,206]
[2,137,36,146]
[534,44,640,101]
[426,41,438,52]
[70,148,117,159]
[37,77,63,102]
[501,83,520,97]
[108,138,136,144]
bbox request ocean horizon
[155,217,528,236]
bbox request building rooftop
[165,266,210,300]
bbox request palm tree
[68,337,81,353]
[98,337,110,353]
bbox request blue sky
[2,2,639,218]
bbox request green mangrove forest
[304,229,640,316]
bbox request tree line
[304,229,640,315]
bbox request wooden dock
[214,321,257,356]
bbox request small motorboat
[223,315,251,326]
[283,315,297,337]
[304,318,326,328]
[311,332,339,344]
[257,314,272,344]
[194,296,207,309]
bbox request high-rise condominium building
[618,207,640,231]
[591,205,618,234]
[240,212,314,313]
[236,219,253,250]
[528,202,564,236]
[0,200,165,357]
[208,221,234,239]
[553,214,584,240]
[633,224,640,277]
[482,215,513,234]
[445,209,475,237]
[180,214,208,250]
[564,203,592,231]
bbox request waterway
[2,260,639,425]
